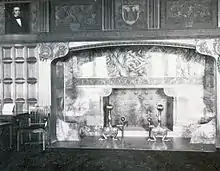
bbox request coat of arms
[122,4,140,25]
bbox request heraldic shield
[122,5,140,25]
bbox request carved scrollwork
[163,88,176,97]
[195,39,217,58]
[195,38,220,74]
[38,42,69,61]
[167,0,212,28]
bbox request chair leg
[28,132,31,141]
[39,132,41,141]
[9,125,12,149]
[42,132,45,151]
[17,132,19,152]
[21,132,23,145]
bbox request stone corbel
[38,42,69,61]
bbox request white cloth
[16,18,22,27]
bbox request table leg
[9,125,12,149]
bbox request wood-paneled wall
[0,44,39,114]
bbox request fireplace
[50,42,217,151]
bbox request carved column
[196,39,220,147]
[37,42,69,106]
[37,42,69,142]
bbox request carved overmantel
[37,38,220,147]
[37,39,220,70]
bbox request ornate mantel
[36,39,220,147]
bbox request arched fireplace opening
[50,43,217,151]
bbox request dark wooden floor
[0,137,218,171]
[50,137,216,152]
[2,149,220,171]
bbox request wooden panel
[113,0,160,30]
[30,0,50,33]
[1,28,220,43]
[114,0,147,30]
[0,44,38,114]
[0,47,2,113]
[38,0,50,32]
[14,46,25,112]
[51,0,102,33]
[0,3,5,34]
[103,0,114,30]
[30,0,39,33]
[2,47,13,104]
[27,46,38,107]
[161,0,217,29]
[147,0,160,29]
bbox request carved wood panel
[161,0,217,29]
[113,0,160,30]
[0,44,38,114]
[51,0,102,33]
[114,0,147,30]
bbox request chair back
[29,106,51,128]
[16,113,30,128]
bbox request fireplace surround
[37,39,220,151]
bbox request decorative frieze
[73,77,203,87]
[162,0,217,29]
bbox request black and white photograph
[0,0,220,170]
[5,3,30,34]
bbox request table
[0,122,13,150]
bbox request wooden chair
[16,106,50,151]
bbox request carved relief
[196,39,216,57]
[38,42,69,61]
[122,4,140,25]
[214,39,220,74]
[195,38,220,74]
[105,47,205,78]
[165,0,214,28]
[54,1,101,32]
[106,49,149,77]
[74,77,203,86]
[115,0,146,29]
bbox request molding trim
[68,40,196,52]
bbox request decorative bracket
[38,42,69,61]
